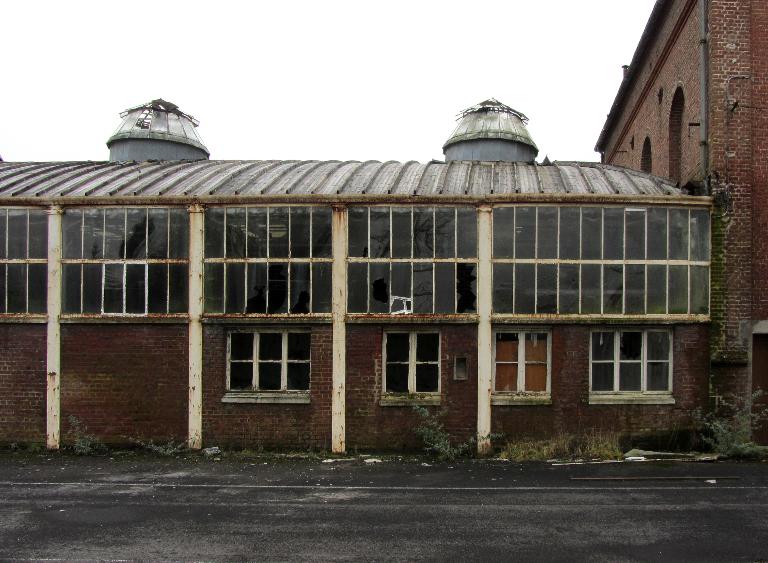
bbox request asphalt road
[0,453,766,561]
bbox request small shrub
[693,390,768,459]
[131,438,187,457]
[67,416,107,456]
[501,430,622,461]
[412,406,502,461]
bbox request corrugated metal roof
[0,160,683,200]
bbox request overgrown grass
[693,390,768,459]
[130,438,188,457]
[412,406,503,460]
[500,430,622,461]
[66,416,108,455]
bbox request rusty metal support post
[476,206,493,455]
[188,204,204,449]
[46,206,62,450]
[331,205,347,453]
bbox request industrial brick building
[596,0,767,442]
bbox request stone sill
[379,394,441,407]
[588,393,675,405]
[492,394,552,406]
[222,392,310,404]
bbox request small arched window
[669,87,685,183]
[641,137,652,173]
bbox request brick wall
[493,324,710,438]
[0,324,46,443]
[201,324,333,450]
[345,324,478,451]
[61,324,188,445]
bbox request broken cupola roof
[106,99,210,162]
[443,98,538,163]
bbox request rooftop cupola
[443,98,538,163]
[107,99,209,162]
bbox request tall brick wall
[492,324,710,439]
[345,324,478,451]
[60,324,188,445]
[201,324,333,450]
[0,324,46,443]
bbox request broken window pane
[386,364,408,392]
[83,264,102,314]
[456,263,477,313]
[690,266,709,314]
[559,207,580,259]
[581,264,601,313]
[103,263,124,313]
[63,210,82,259]
[646,265,667,314]
[348,208,368,257]
[592,332,614,361]
[246,207,268,258]
[7,210,26,259]
[434,208,455,258]
[515,207,535,259]
[668,265,688,314]
[287,363,310,390]
[369,262,390,313]
[229,363,253,390]
[391,208,412,258]
[434,262,455,314]
[62,264,81,314]
[226,263,245,313]
[603,265,623,314]
[312,207,332,258]
[147,209,169,259]
[83,209,104,259]
[647,208,668,260]
[558,264,579,314]
[125,263,145,314]
[290,207,310,258]
[168,264,187,314]
[288,333,311,360]
[415,364,439,392]
[417,333,439,362]
[230,333,253,361]
[625,264,645,314]
[259,363,281,390]
[669,209,689,260]
[620,332,642,360]
[581,208,601,260]
[386,333,410,362]
[225,208,246,259]
[493,263,514,314]
[413,207,434,258]
[603,208,624,260]
[347,263,368,312]
[537,207,557,259]
[625,209,646,260]
[259,333,282,360]
[269,208,289,258]
[246,263,267,314]
[148,264,168,313]
[413,263,433,313]
[493,207,515,258]
[312,263,332,314]
[267,263,288,314]
[390,262,411,312]
[536,264,557,314]
[456,208,477,258]
[125,209,147,259]
[168,208,188,259]
[514,263,535,314]
[289,262,311,314]
[690,209,710,262]
[369,207,390,258]
[204,263,224,313]
[104,209,125,260]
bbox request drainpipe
[699,0,710,193]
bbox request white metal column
[188,204,204,449]
[476,206,493,455]
[331,205,347,453]
[46,206,62,450]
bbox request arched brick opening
[668,87,685,183]
[641,137,652,173]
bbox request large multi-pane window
[348,207,478,314]
[590,330,672,393]
[0,208,47,314]
[492,206,710,316]
[204,207,332,314]
[61,208,189,315]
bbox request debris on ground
[364,458,382,464]
[202,447,221,458]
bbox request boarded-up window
[494,331,550,394]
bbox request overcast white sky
[0,0,656,163]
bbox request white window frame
[382,331,441,395]
[588,328,674,404]
[226,329,311,393]
[492,330,552,396]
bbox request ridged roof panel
[0,160,685,200]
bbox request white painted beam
[331,205,347,453]
[46,206,62,450]
[188,205,204,449]
[476,206,493,455]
